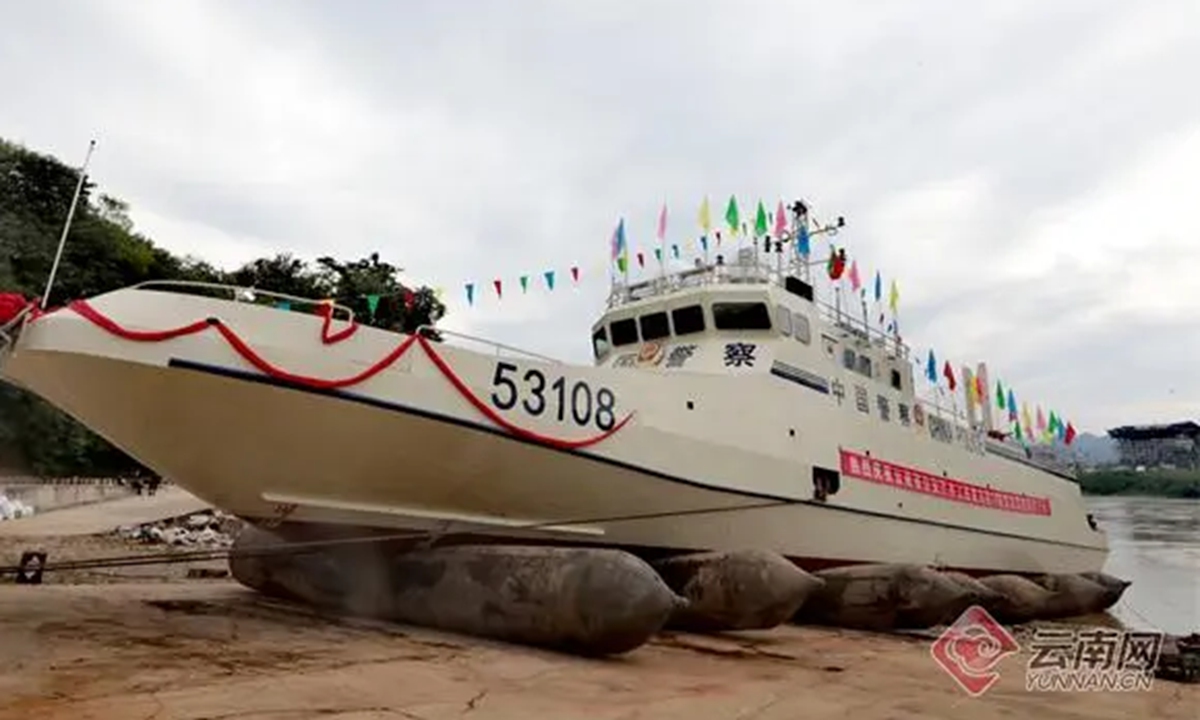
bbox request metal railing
[131,280,357,323]
[64,281,561,364]
[913,388,1076,474]
[420,326,562,364]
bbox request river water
[1087,495,1199,636]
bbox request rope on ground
[0,497,794,578]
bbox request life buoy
[913,403,926,427]
[636,341,664,367]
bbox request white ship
[0,201,1107,575]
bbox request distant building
[1107,421,1199,470]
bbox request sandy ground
[0,580,1194,720]
[0,492,1194,720]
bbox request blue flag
[925,350,937,383]
[796,225,810,257]
[611,218,627,263]
[874,271,882,302]
[1007,389,1017,420]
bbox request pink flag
[656,203,668,241]
[774,200,787,237]
[848,260,861,292]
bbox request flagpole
[657,202,666,286]
[860,291,869,337]
[42,139,97,308]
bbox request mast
[42,139,97,308]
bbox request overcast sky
[3,0,1197,432]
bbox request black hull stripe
[769,360,830,394]
[165,358,1105,553]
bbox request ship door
[812,466,841,502]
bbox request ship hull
[0,289,1108,575]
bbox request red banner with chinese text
[839,449,1052,516]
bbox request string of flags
[608,194,1079,450]
[608,195,904,337]
[462,266,582,306]
[917,346,1077,447]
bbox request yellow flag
[888,280,900,312]
[698,196,711,233]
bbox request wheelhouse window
[776,305,793,336]
[712,302,772,331]
[793,313,812,344]
[890,368,903,391]
[671,305,706,335]
[609,318,639,347]
[592,327,610,360]
[842,348,857,370]
[856,354,873,378]
[639,311,670,341]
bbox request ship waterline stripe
[165,358,1105,553]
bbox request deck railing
[131,280,357,323]
[133,282,567,362]
[416,326,562,364]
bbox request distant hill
[1072,432,1119,467]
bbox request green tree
[227,253,333,301]
[0,138,449,477]
[316,253,446,340]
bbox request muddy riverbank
[0,579,1194,719]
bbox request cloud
[1,0,1196,431]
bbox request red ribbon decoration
[317,303,358,345]
[59,300,632,450]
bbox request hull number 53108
[489,361,617,431]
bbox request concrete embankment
[0,485,206,537]
[0,478,132,517]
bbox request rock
[114,509,235,549]
[977,574,1054,623]
[186,514,213,529]
[1079,572,1132,611]
[652,550,823,631]
[1031,574,1110,618]
[795,564,982,631]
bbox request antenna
[42,139,97,309]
